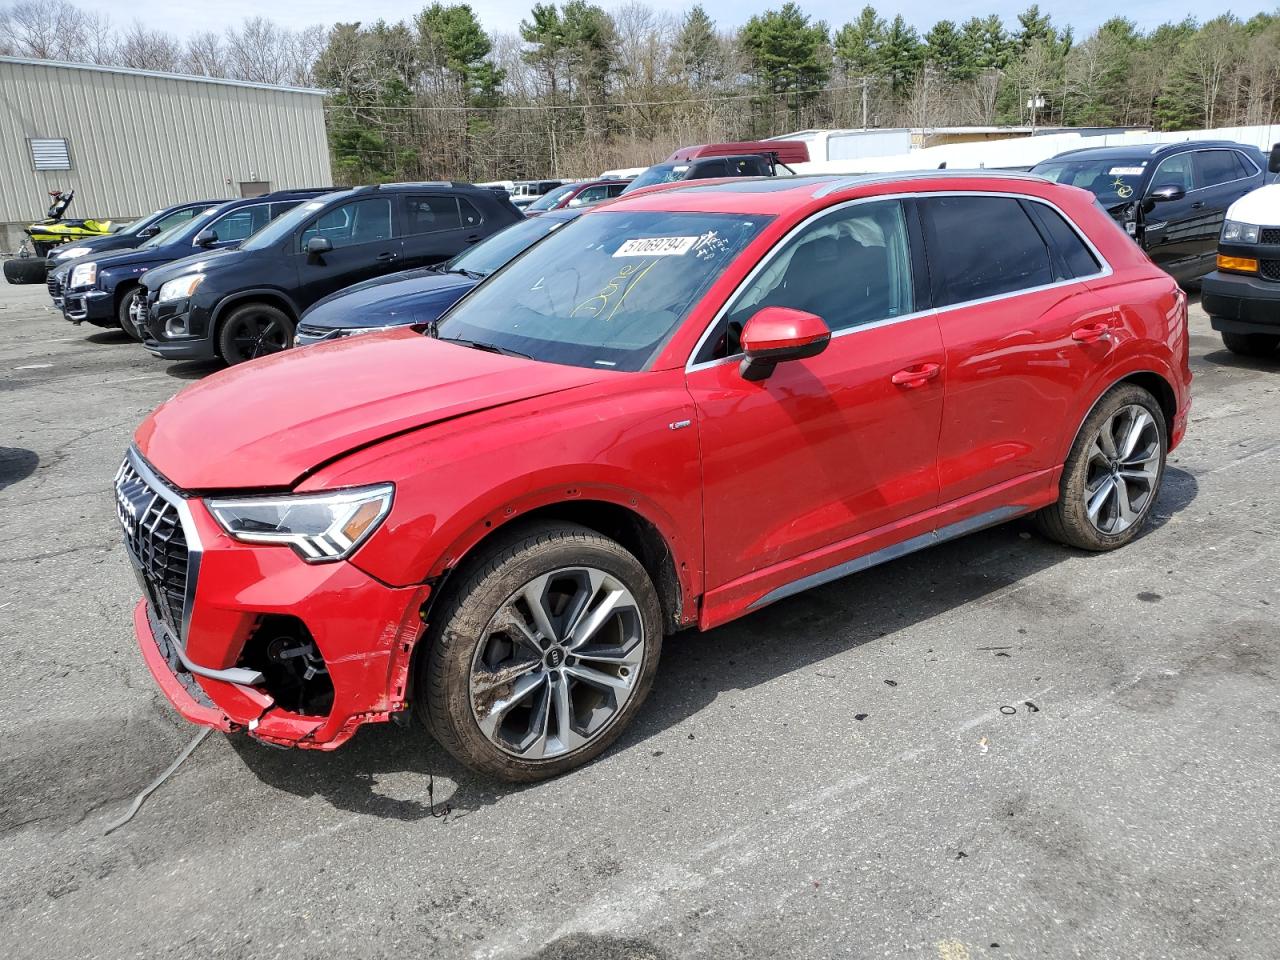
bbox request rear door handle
[376,251,399,262]
[891,362,941,387]
[1071,321,1112,343]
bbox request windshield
[623,165,690,194]
[435,210,770,371]
[117,211,161,237]
[240,198,328,252]
[526,184,578,212]
[446,216,568,276]
[1033,158,1148,206]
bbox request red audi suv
[116,172,1192,781]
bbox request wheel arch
[1061,368,1178,465]
[211,289,300,328]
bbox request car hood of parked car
[302,267,477,331]
[135,329,610,490]
[139,247,242,289]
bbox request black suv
[1032,141,1268,283]
[622,154,779,194]
[140,182,522,365]
[56,190,329,339]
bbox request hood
[302,269,476,330]
[48,233,137,266]
[135,329,609,490]
[141,247,243,290]
[1226,183,1280,225]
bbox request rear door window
[1195,150,1248,188]
[921,196,1054,306]
[406,195,463,235]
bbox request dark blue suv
[57,189,330,340]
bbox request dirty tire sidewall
[4,258,47,285]
[421,522,664,782]
[1036,383,1167,552]
[117,286,144,341]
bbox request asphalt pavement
[1,277,1278,960]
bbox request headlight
[1222,220,1260,244]
[158,274,203,302]
[206,484,394,562]
[69,262,97,288]
[55,246,92,260]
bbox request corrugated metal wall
[0,57,332,229]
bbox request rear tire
[3,258,47,285]
[217,303,294,365]
[117,286,144,341]
[1221,330,1280,357]
[419,522,663,782]
[1035,384,1167,551]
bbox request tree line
[5,0,1280,184]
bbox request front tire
[1036,384,1167,551]
[117,286,145,341]
[217,303,294,365]
[420,522,663,782]
[1221,330,1280,357]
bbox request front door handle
[1190,201,1205,210]
[891,362,941,388]
[376,251,399,262]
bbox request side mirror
[194,228,219,247]
[1147,183,1186,204]
[306,236,333,256]
[738,306,830,382]
[1269,143,1280,175]
[138,225,161,239]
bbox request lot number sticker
[613,236,697,257]
[1109,166,1145,176]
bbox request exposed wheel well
[112,278,138,312]
[215,294,297,329]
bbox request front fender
[299,371,704,600]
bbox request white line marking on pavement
[15,363,52,370]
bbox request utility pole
[861,76,869,130]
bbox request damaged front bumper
[124,454,431,750]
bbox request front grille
[1260,260,1280,281]
[47,274,62,300]
[1260,227,1280,245]
[114,454,190,638]
[295,324,338,343]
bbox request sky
[91,0,1275,41]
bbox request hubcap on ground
[468,566,644,760]
[1083,403,1160,535]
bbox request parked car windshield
[1033,158,1148,206]
[239,198,329,252]
[445,215,569,277]
[526,184,578,212]
[435,210,771,371]
[623,164,690,193]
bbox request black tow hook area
[237,615,335,716]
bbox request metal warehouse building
[0,56,331,253]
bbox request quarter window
[704,199,915,360]
[922,196,1054,306]
[300,198,395,250]
[1023,202,1101,280]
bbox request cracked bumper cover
[133,504,431,749]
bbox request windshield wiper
[452,268,486,280]
[439,336,532,360]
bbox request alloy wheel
[1082,403,1161,535]
[468,566,645,760]
[228,312,290,362]
[126,292,147,337]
